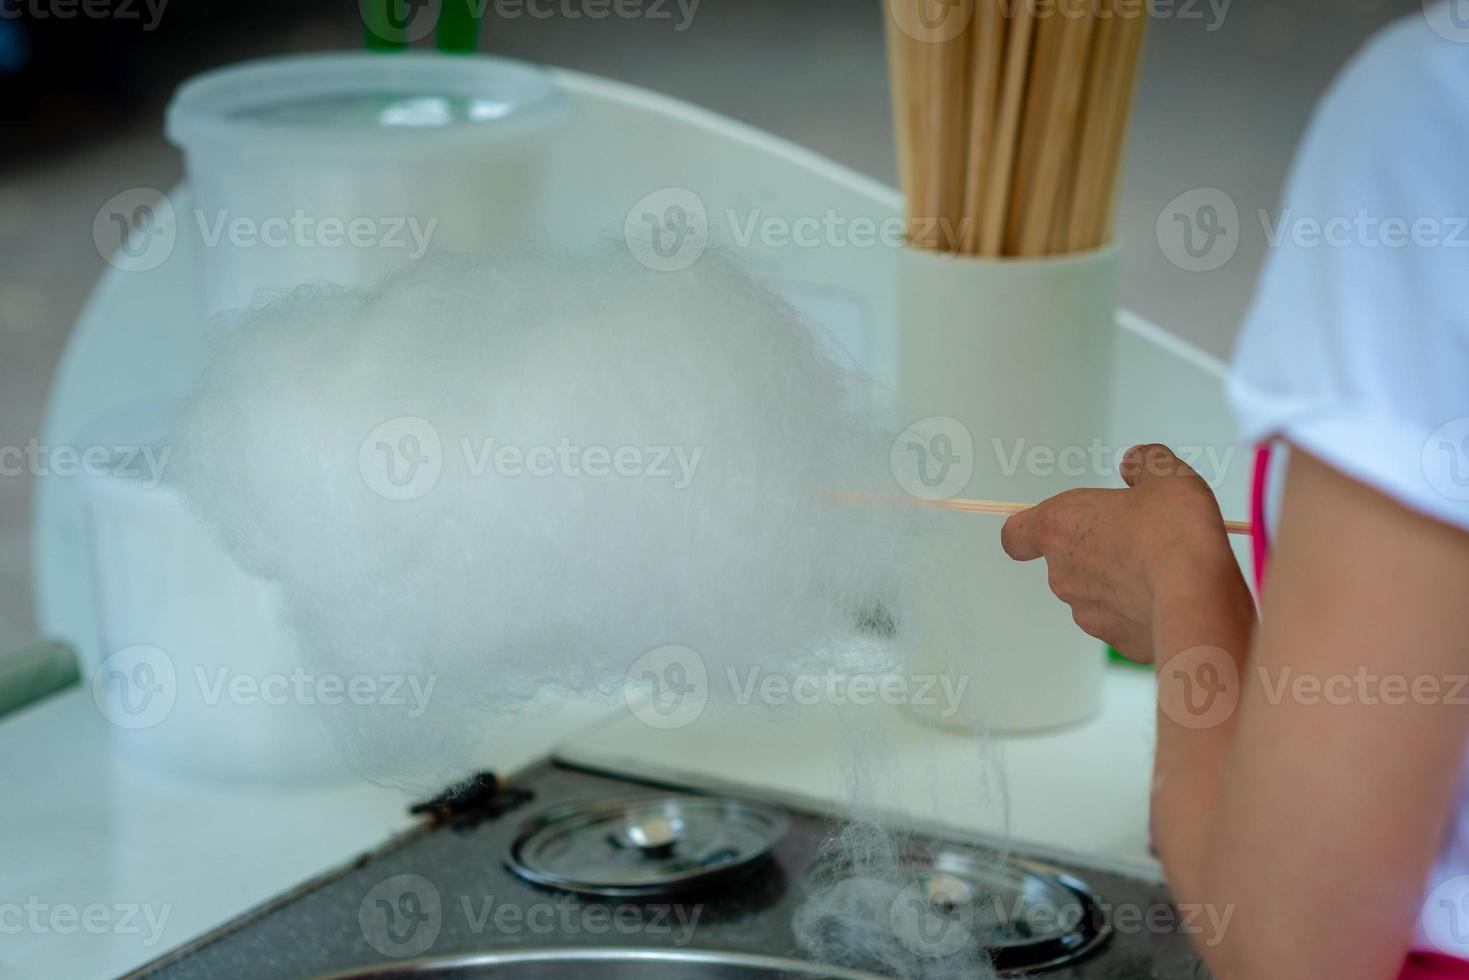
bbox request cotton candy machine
[37,53,1251,784]
[121,761,1204,980]
[37,51,1243,980]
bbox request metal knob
[919,872,975,916]
[610,815,683,859]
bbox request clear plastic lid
[166,52,567,157]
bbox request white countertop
[2,664,1158,979]
[0,689,610,980]
[557,663,1161,870]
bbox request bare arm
[1003,445,1469,978]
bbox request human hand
[999,444,1248,663]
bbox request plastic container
[165,53,568,317]
[72,402,350,783]
[896,245,1119,732]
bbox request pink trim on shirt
[1250,443,1272,594]
[1401,953,1469,979]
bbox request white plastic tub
[71,402,348,783]
[166,53,567,317]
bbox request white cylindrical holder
[72,402,350,784]
[166,53,567,318]
[896,245,1118,732]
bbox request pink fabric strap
[1401,953,1469,979]
[1249,443,1272,593]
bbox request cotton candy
[170,240,954,788]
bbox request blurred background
[0,0,1421,654]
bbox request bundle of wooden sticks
[886,0,1149,256]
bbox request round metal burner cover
[806,846,1110,975]
[902,848,1111,974]
[506,795,788,897]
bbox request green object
[1107,644,1147,668]
[436,0,481,53]
[363,0,481,53]
[363,0,410,50]
[0,639,81,719]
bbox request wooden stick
[978,0,1036,256]
[959,0,1006,255]
[829,490,1252,537]
[883,0,917,229]
[933,11,973,251]
[885,0,1146,257]
[886,1,934,247]
[1062,0,1119,252]
[1047,108,1081,253]
[999,0,1057,255]
[1095,1,1149,244]
[1008,0,1096,257]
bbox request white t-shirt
[1226,4,1469,958]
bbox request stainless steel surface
[316,947,890,979]
[505,794,788,897]
[125,762,1208,980]
[808,844,1112,975]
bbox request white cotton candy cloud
[168,241,972,790]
